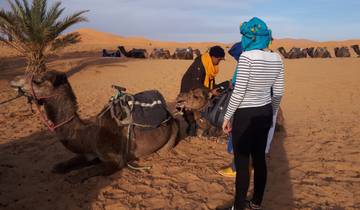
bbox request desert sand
[0,29,359,210]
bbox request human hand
[211,88,220,96]
[222,119,232,134]
[229,79,233,90]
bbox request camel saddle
[130,90,170,127]
[103,89,170,128]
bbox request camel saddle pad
[130,90,169,127]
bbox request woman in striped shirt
[220,17,284,210]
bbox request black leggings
[231,104,273,209]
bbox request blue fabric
[227,134,233,153]
[227,135,236,170]
[228,42,243,86]
[231,70,237,87]
[240,17,272,52]
[228,42,243,61]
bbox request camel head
[176,88,209,111]
[305,47,315,57]
[277,47,288,58]
[10,71,74,105]
[351,45,360,56]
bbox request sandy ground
[0,31,360,210]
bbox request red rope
[28,74,75,132]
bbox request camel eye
[32,79,43,85]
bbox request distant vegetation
[0,0,88,74]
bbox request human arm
[223,55,251,121]
[271,63,284,114]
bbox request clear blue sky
[1,0,360,42]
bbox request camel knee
[52,155,97,174]
[99,161,121,176]
[97,152,126,169]
[157,120,179,155]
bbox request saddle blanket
[130,90,169,127]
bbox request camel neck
[43,93,83,132]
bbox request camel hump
[130,90,170,127]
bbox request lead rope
[125,124,152,171]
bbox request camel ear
[51,73,68,87]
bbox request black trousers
[231,104,273,209]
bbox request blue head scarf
[228,42,243,86]
[228,41,243,61]
[240,17,272,51]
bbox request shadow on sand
[0,109,294,210]
[0,51,129,80]
[264,131,295,209]
[0,130,114,210]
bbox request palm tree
[0,0,88,74]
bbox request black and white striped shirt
[224,49,284,121]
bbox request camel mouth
[175,100,186,112]
[175,99,186,107]
[10,75,26,89]
[176,99,185,104]
[10,80,24,90]
[10,76,29,96]
[175,102,194,112]
[10,83,19,88]
[175,105,184,112]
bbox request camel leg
[203,122,221,138]
[52,155,100,174]
[157,120,179,155]
[65,150,125,183]
[208,126,221,137]
[65,161,120,183]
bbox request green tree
[0,0,88,73]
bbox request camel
[193,49,201,58]
[334,47,351,57]
[176,88,220,137]
[128,48,148,58]
[172,47,194,60]
[277,47,307,59]
[10,71,179,183]
[102,49,121,57]
[176,88,285,136]
[306,47,332,58]
[149,48,171,59]
[277,47,289,58]
[351,45,360,57]
[117,46,148,58]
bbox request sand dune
[0,28,359,59]
[0,30,360,210]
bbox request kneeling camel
[10,71,179,183]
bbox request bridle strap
[28,74,58,100]
[27,74,75,132]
